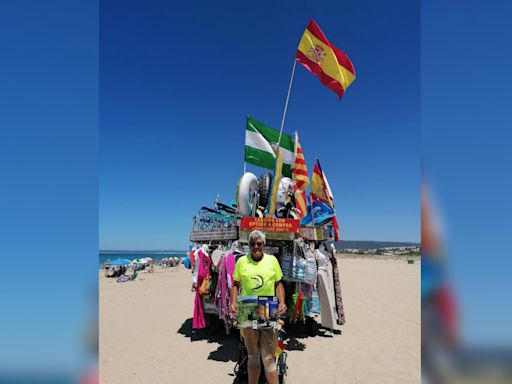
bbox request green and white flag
[245,116,295,177]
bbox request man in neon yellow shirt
[231,230,286,384]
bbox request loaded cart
[189,198,345,335]
[187,117,346,384]
[187,117,346,333]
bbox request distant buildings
[339,246,420,256]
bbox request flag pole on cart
[268,60,298,218]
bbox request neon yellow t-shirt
[233,253,283,296]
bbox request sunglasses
[249,241,264,247]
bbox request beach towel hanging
[304,284,320,314]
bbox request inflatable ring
[237,172,259,216]
[258,172,273,209]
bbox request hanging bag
[199,275,211,296]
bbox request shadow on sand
[178,316,342,384]
[177,317,241,363]
[279,316,342,352]
[178,316,342,360]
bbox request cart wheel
[278,351,287,383]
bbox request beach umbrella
[109,258,131,266]
[138,258,149,264]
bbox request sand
[100,256,420,383]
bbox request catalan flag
[296,20,356,99]
[291,132,309,218]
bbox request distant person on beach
[230,230,286,384]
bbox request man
[230,230,287,384]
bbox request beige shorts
[243,328,277,371]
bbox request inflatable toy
[237,172,259,216]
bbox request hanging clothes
[225,252,236,288]
[315,247,335,328]
[214,251,235,334]
[193,248,211,329]
[189,246,197,269]
[326,248,345,325]
[316,249,336,317]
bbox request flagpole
[277,59,298,148]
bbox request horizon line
[100,240,420,253]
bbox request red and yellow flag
[311,159,340,240]
[291,132,309,218]
[311,160,333,206]
[296,20,356,99]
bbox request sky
[422,0,512,348]
[100,0,420,250]
[2,0,511,378]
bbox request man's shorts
[243,328,277,359]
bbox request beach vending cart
[188,165,345,335]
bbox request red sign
[240,217,300,233]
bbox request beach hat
[211,248,223,268]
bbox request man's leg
[260,329,279,384]
[263,366,279,384]
[244,329,261,384]
[248,366,261,384]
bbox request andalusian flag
[291,132,309,218]
[311,159,340,240]
[245,117,294,177]
[296,20,356,99]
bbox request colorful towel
[193,249,211,329]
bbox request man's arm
[230,280,240,315]
[275,280,287,316]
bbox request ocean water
[99,251,187,267]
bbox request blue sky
[2,0,511,378]
[100,0,420,250]
[422,0,512,347]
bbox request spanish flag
[311,159,340,240]
[311,160,333,206]
[296,20,356,99]
[291,132,309,218]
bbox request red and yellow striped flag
[296,20,356,99]
[291,132,309,218]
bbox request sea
[99,250,188,267]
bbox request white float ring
[237,172,259,216]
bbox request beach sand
[100,256,420,383]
